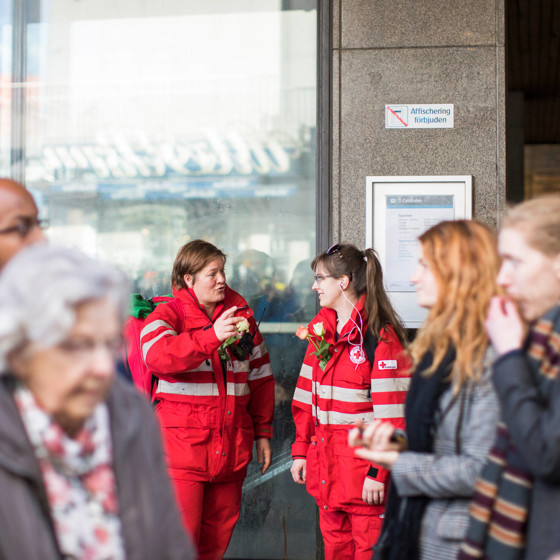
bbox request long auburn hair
[312,243,406,344]
[409,220,501,388]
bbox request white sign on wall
[366,175,472,327]
[385,104,454,129]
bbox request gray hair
[0,243,130,372]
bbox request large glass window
[2,1,318,558]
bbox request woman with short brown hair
[141,239,274,560]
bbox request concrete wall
[331,0,506,245]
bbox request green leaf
[222,335,237,347]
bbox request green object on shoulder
[128,293,172,319]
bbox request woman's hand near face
[485,296,525,356]
[213,306,243,342]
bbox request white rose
[313,322,326,337]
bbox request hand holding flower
[214,307,242,342]
[218,315,251,361]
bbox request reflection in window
[3,1,318,558]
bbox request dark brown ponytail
[363,248,407,344]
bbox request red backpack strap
[167,297,185,332]
[148,297,185,402]
[122,295,182,401]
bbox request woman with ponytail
[349,220,501,560]
[290,243,411,560]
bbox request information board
[366,176,472,327]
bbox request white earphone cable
[339,284,365,369]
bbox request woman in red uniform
[290,243,410,560]
[140,240,274,560]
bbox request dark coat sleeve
[493,349,560,482]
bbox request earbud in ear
[339,282,344,289]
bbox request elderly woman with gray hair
[0,244,195,560]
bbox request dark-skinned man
[0,178,46,267]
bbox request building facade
[1,1,505,558]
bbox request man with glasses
[0,178,46,268]
[0,178,138,386]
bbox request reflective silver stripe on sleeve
[371,377,411,393]
[374,403,406,419]
[140,319,176,339]
[250,340,268,360]
[142,329,177,362]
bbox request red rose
[295,326,309,340]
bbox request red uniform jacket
[292,299,411,514]
[141,286,274,483]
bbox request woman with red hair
[350,220,501,560]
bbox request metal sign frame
[366,175,473,327]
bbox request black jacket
[494,348,560,560]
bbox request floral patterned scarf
[14,384,125,560]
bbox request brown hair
[409,220,501,388]
[502,194,560,256]
[171,240,226,289]
[312,243,407,344]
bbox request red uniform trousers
[319,507,383,560]
[171,477,243,560]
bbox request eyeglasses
[326,243,341,256]
[57,336,122,359]
[313,274,332,284]
[0,217,49,238]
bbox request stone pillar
[331,0,506,244]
